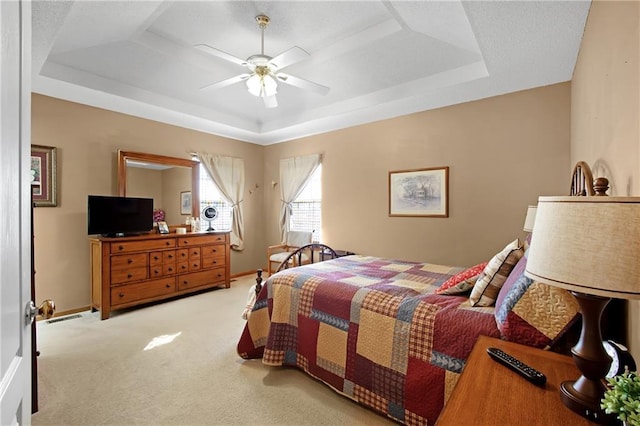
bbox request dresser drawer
[150,265,164,278]
[163,263,176,275]
[189,259,201,271]
[177,267,225,291]
[149,251,163,266]
[163,250,176,263]
[178,234,228,247]
[177,249,189,262]
[177,261,189,273]
[111,266,149,284]
[201,244,225,257]
[111,253,147,271]
[111,277,176,306]
[201,254,225,269]
[111,238,175,253]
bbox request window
[290,165,322,242]
[198,164,232,231]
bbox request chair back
[286,231,313,247]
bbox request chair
[267,231,313,275]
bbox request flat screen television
[88,195,154,237]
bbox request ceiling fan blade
[263,95,278,108]
[200,74,251,91]
[194,43,247,67]
[269,46,309,70]
[276,73,330,96]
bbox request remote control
[486,347,547,385]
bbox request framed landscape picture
[31,145,58,207]
[389,166,449,217]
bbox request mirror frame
[117,150,200,219]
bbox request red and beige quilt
[237,255,501,425]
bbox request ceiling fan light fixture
[246,73,277,98]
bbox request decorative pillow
[469,239,523,307]
[436,262,488,295]
[495,251,580,349]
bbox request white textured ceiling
[32,1,591,145]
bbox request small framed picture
[157,221,169,234]
[180,191,192,215]
[31,145,58,207]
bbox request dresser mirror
[117,151,200,225]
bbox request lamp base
[561,292,619,425]
[560,380,617,424]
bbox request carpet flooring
[31,274,393,425]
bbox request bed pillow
[495,251,580,348]
[469,239,523,307]
[436,262,488,295]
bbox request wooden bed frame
[254,243,338,296]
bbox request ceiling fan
[195,14,329,108]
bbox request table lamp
[525,196,640,423]
[523,205,537,232]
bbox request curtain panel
[279,153,322,243]
[198,153,246,250]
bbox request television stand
[89,231,230,319]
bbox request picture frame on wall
[31,145,58,207]
[180,191,192,215]
[389,166,449,217]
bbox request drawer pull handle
[167,267,173,272]
[166,241,171,246]
[127,273,133,279]
[154,256,159,260]
[193,264,198,268]
[154,270,160,274]
[183,240,189,245]
[118,245,124,251]
[119,292,125,298]
[166,284,171,288]
[168,254,173,259]
[183,280,188,285]
[128,259,133,264]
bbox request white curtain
[279,153,322,243]
[198,152,245,251]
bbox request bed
[236,162,609,425]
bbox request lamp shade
[525,196,640,299]
[522,205,537,232]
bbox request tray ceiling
[32,1,590,145]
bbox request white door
[0,0,33,424]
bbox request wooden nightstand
[437,335,594,425]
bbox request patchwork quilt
[237,256,501,425]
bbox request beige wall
[31,94,265,313]
[571,1,640,358]
[264,83,571,267]
[32,84,571,316]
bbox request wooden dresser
[89,231,230,319]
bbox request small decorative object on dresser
[157,221,169,234]
[89,231,230,319]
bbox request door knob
[25,299,56,324]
